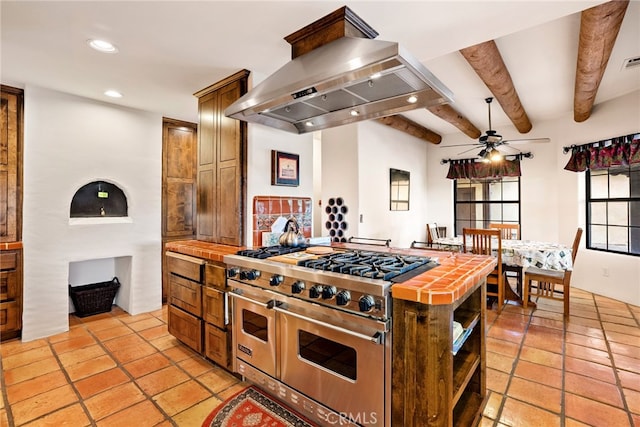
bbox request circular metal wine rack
[325,197,348,242]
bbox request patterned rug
[202,385,318,427]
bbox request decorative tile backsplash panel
[252,196,312,247]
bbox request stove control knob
[359,295,376,312]
[269,274,284,287]
[336,290,351,306]
[291,281,306,294]
[322,286,337,300]
[243,270,261,281]
[227,267,240,278]
[309,285,323,299]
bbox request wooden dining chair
[426,223,440,246]
[523,228,583,318]
[462,228,505,313]
[489,223,520,240]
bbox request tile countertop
[165,240,497,306]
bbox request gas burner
[237,245,307,259]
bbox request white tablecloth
[433,237,573,271]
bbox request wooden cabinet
[0,248,22,340]
[166,252,232,370]
[194,70,249,246]
[392,280,486,427]
[161,118,197,302]
[0,86,23,243]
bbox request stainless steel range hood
[225,36,453,134]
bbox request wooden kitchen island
[391,250,495,427]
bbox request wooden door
[0,86,22,243]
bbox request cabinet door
[203,286,225,328]
[204,262,226,291]
[196,92,216,242]
[168,305,202,353]
[162,118,197,239]
[169,275,202,317]
[205,322,230,369]
[0,87,22,243]
[0,301,20,333]
[0,271,18,301]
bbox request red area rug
[202,385,318,427]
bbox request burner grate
[237,246,307,259]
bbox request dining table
[432,236,574,305]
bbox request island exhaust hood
[225,7,453,135]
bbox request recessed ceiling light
[407,95,418,103]
[104,90,123,98]
[350,110,359,117]
[88,39,118,53]
[305,121,314,127]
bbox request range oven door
[274,302,388,427]
[229,282,278,378]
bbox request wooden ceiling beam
[460,40,532,134]
[375,115,442,144]
[426,104,482,139]
[574,0,629,123]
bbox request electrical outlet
[602,268,609,277]
[359,214,363,223]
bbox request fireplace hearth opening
[70,180,128,218]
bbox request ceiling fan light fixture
[88,39,118,53]
[490,149,503,162]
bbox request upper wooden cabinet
[194,70,249,246]
[0,86,23,243]
[162,118,197,239]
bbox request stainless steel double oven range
[224,246,438,426]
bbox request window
[390,169,410,211]
[454,177,520,236]
[586,165,640,256]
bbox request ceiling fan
[447,97,550,161]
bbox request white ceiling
[2,1,639,141]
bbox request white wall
[426,90,640,306]
[22,86,162,341]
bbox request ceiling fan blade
[502,137,551,144]
[457,146,482,155]
[440,143,483,148]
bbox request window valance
[563,133,640,172]
[445,158,521,180]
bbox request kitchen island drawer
[0,270,18,300]
[166,252,204,283]
[203,286,226,328]
[0,251,17,271]
[0,300,20,333]
[205,323,230,369]
[168,304,202,352]
[169,274,202,317]
[204,262,226,290]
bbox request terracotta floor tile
[46,326,92,344]
[74,367,130,399]
[152,380,211,416]
[565,356,617,384]
[57,344,106,367]
[565,342,612,366]
[21,403,90,427]
[618,369,640,391]
[2,345,54,370]
[632,413,640,426]
[136,365,190,396]
[565,392,631,427]
[111,341,158,364]
[603,322,640,337]
[528,316,564,331]
[570,307,599,320]
[10,384,77,425]
[487,351,516,374]
[83,317,126,332]
[128,317,164,332]
[197,367,243,394]
[565,322,605,339]
[137,325,169,341]
[162,344,198,362]
[518,346,563,370]
[499,397,561,427]
[486,368,511,394]
[486,337,520,358]
[91,324,134,341]
[606,330,640,348]
[65,354,117,382]
[96,400,166,427]
[600,313,638,326]
[0,338,48,358]
[521,326,563,353]
[172,395,222,426]
[486,325,525,344]
[565,372,624,408]
[123,352,171,378]
[568,316,603,330]
[217,382,248,400]
[0,409,7,427]
[118,312,154,324]
[506,377,562,413]
[512,360,562,389]
[178,356,215,377]
[3,357,61,386]
[565,331,609,351]
[609,340,640,359]
[149,334,181,351]
[84,382,146,421]
[481,391,503,420]
[51,334,97,355]
[612,353,640,373]
[6,370,68,404]
[565,417,596,427]
[624,387,640,415]
[103,333,148,352]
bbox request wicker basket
[69,277,120,317]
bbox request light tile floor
[0,288,638,426]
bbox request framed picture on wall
[271,150,300,186]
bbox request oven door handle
[272,305,383,345]
[228,290,276,308]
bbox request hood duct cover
[225,36,454,134]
